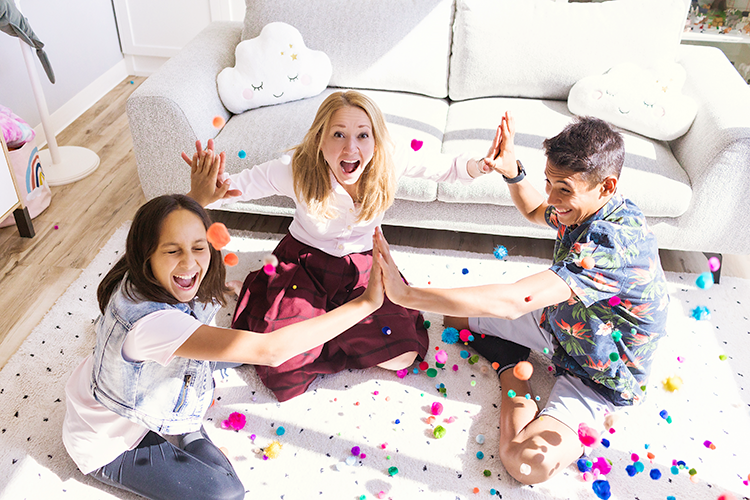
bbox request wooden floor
[1,77,748,369]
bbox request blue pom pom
[441,327,460,344]
[577,458,591,472]
[659,409,669,419]
[238,149,247,159]
[462,268,469,275]
[691,305,710,321]
[626,465,637,477]
[493,245,508,260]
[601,438,610,448]
[592,480,611,500]
[695,271,714,289]
[649,468,662,480]
[460,350,470,359]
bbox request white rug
[1,224,749,500]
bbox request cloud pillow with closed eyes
[217,22,332,114]
[568,62,697,141]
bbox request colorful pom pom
[221,411,246,431]
[441,327,460,344]
[224,252,239,266]
[206,222,231,250]
[513,361,533,380]
[493,245,508,260]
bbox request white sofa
[127,0,750,256]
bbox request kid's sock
[469,334,530,376]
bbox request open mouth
[173,272,198,290]
[341,160,360,174]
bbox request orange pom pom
[212,116,225,129]
[206,222,231,250]
[491,362,499,370]
[224,252,238,266]
[513,361,534,380]
[580,256,596,269]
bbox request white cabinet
[112,0,245,75]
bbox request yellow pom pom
[264,440,283,459]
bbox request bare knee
[499,439,571,485]
[378,351,418,370]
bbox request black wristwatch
[503,160,526,184]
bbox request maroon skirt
[231,233,429,401]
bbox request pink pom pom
[263,263,276,275]
[431,402,444,416]
[708,256,721,272]
[577,422,601,447]
[459,329,473,342]
[592,456,612,475]
[435,349,448,364]
[221,411,246,431]
[396,369,408,379]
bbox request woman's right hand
[484,111,518,179]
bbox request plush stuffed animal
[568,62,698,141]
[217,22,332,114]
[0,104,35,150]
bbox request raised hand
[484,111,518,179]
[186,149,238,207]
[361,233,385,310]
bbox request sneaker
[469,334,530,375]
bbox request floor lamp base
[40,146,100,186]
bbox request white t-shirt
[62,309,203,474]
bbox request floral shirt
[540,194,669,406]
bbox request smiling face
[320,106,375,199]
[149,209,211,303]
[544,161,616,227]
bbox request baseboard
[33,59,130,148]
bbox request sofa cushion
[217,22,332,114]
[568,62,698,141]
[242,0,454,99]
[449,0,688,101]
[440,97,693,218]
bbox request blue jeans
[90,426,245,500]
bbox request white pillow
[217,22,332,114]
[568,62,697,141]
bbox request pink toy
[435,349,448,364]
[578,422,601,447]
[221,411,246,431]
[431,401,444,416]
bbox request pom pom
[593,456,612,475]
[695,271,714,289]
[433,425,447,439]
[592,480,611,500]
[519,463,532,475]
[649,468,662,480]
[212,116,225,129]
[221,411,246,431]
[578,422,601,447]
[224,252,239,266]
[513,361,534,380]
[276,426,286,436]
[441,327,460,344]
[206,222,231,250]
[476,434,485,444]
[476,451,484,459]
[435,349,448,364]
[351,446,361,456]
[264,440,282,459]
[708,256,721,272]
[388,466,399,476]
[607,296,621,307]
[238,149,247,159]
[410,139,424,151]
[396,369,408,379]
[459,329,473,342]
[493,245,508,260]
[580,256,596,269]
[431,402,444,416]
[691,305,710,321]
[662,375,683,392]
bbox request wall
[0,0,124,135]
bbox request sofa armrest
[665,44,750,254]
[126,22,242,199]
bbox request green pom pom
[433,425,447,439]
[483,469,492,477]
[507,389,516,398]
[388,466,399,476]
[426,368,438,378]
[423,320,431,329]
[468,354,480,365]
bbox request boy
[373,113,668,485]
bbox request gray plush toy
[0,0,55,83]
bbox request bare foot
[227,280,243,296]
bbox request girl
[185,90,495,401]
[62,194,384,500]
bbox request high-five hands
[183,139,242,207]
[372,227,410,307]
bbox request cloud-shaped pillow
[217,22,332,114]
[568,62,697,141]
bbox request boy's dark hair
[542,116,625,185]
[97,194,229,314]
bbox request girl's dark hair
[542,116,625,186]
[97,194,229,314]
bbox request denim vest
[91,280,219,435]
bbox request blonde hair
[292,91,396,223]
